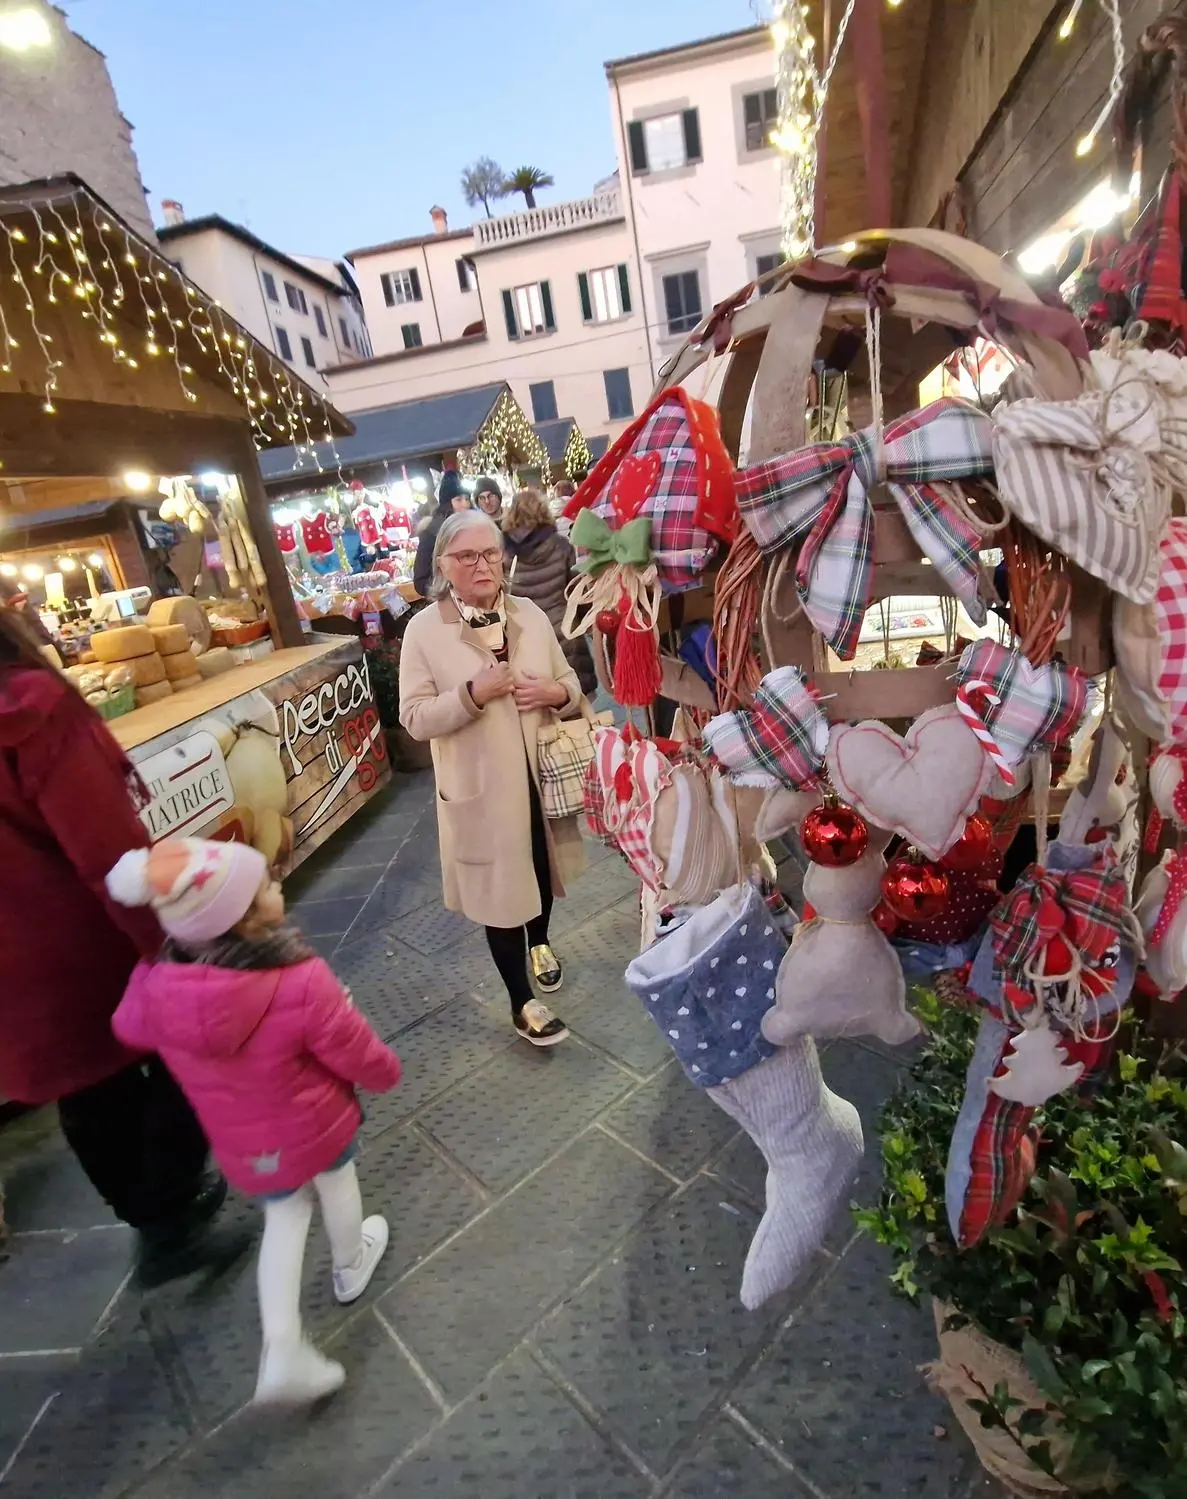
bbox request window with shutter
[314,306,327,337]
[529,381,558,423]
[401,323,423,350]
[409,267,422,302]
[300,336,316,368]
[380,269,421,306]
[755,252,786,293]
[583,266,627,323]
[502,289,518,340]
[681,108,702,163]
[604,368,634,421]
[627,119,648,174]
[509,282,553,338]
[540,280,555,331]
[641,113,686,172]
[456,257,474,292]
[275,326,292,361]
[261,270,278,302]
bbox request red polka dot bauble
[882,850,950,923]
[800,800,869,868]
[940,813,994,873]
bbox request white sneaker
[254,1338,345,1406]
[332,1215,390,1305]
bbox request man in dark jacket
[412,470,472,597]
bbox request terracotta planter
[926,1301,1108,1498]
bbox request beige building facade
[0,2,155,240]
[156,212,371,394]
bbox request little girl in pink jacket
[107,836,401,1406]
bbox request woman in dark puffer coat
[503,488,597,698]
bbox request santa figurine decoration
[354,502,382,551]
[382,499,413,547]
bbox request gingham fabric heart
[703,666,829,790]
[955,640,1087,768]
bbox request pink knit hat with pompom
[107,838,269,943]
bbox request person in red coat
[0,608,246,1285]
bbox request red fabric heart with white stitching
[610,451,661,523]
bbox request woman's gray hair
[428,511,503,598]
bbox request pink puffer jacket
[113,957,401,1195]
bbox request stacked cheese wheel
[91,623,201,706]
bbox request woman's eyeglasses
[445,547,503,569]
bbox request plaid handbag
[536,700,614,820]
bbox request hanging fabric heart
[610,451,662,523]
[703,666,829,790]
[955,639,1087,769]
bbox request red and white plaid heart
[955,639,1087,768]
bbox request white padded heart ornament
[826,704,994,860]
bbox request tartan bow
[990,863,1132,982]
[571,509,652,576]
[735,398,994,659]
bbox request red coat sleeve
[301,959,402,1093]
[15,676,162,959]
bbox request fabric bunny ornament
[763,829,921,1048]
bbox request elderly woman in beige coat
[399,511,586,1045]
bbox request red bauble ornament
[940,813,994,872]
[882,851,950,922]
[595,608,622,636]
[871,902,900,937]
[800,800,869,868]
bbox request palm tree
[503,166,554,210]
[460,158,507,219]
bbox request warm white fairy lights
[0,186,342,469]
[769,0,858,259]
[1067,0,1125,160]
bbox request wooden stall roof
[0,175,354,465]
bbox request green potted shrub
[857,992,1187,1498]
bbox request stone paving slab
[0,765,997,1499]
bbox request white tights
[257,1158,366,1346]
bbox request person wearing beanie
[472,476,503,524]
[412,468,472,597]
[0,607,240,1290]
[108,837,402,1406]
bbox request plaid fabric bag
[565,388,737,594]
[735,398,992,658]
[955,640,1087,766]
[1132,171,1187,335]
[703,666,828,789]
[990,861,1132,982]
[537,701,613,820]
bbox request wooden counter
[109,642,343,752]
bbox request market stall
[0,174,388,872]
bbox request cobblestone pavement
[0,772,1002,1498]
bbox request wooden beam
[851,0,893,228]
[233,426,305,650]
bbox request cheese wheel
[195,647,235,678]
[163,650,200,681]
[91,624,155,662]
[170,674,202,693]
[151,624,191,656]
[114,652,167,687]
[135,679,174,707]
[146,596,212,653]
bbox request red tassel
[613,608,662,706]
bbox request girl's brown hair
[0,604,56,673]
[502,487,552,534]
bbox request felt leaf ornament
[955,640,1087,768]
[565,386,737,594]
[703,666,829,790]
[826,704,995,860]
[989,1022,1085,1105]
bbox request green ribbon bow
[572,509,652,576]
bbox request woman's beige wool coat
[399,592,587,928]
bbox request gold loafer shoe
[529,943,563,993]
[514,998,569,1047]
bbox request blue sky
[63,0,762,258]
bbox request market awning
[0,174,353,466]
[259,382,509,486]
[534,417,595,478]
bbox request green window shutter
[627,120,648,174]
[409,267,423,302]
[617,264,632,315]
[501,289,518,340]
[682,108,702,163]
[540,280,555,331]
[578,272,593,323]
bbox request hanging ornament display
[354,503,382,550]
[800,798,869,868]
[882,850,951,923]
[274,521,298,555]
[301,512,334,557]
[940,813,995,872]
